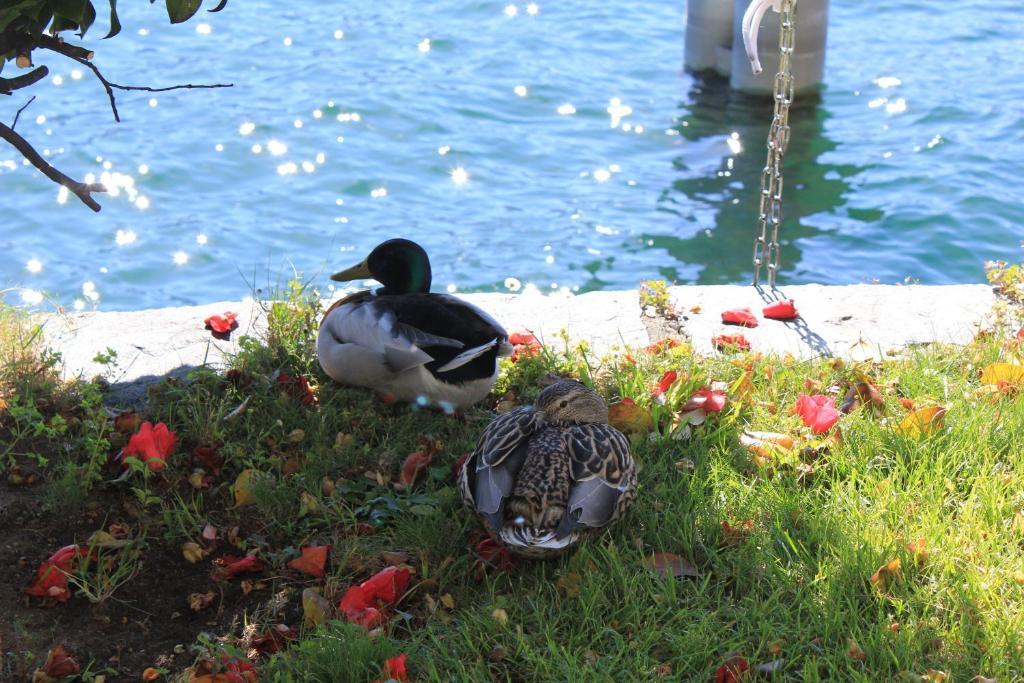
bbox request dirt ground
[0,480,258,681]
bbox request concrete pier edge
[39,284,999,406]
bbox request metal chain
[752,0,796,288]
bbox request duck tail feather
[436,339,498,373]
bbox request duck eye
[559,400,568,409]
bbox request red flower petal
[39,645,80,679]
[714,656,750,683]
[681,389,727,414]
[123,421,177,471]
[338,566,412,628]
[508,332,537,345]
[721,308,759,327]
[250,624,298,655]
[795,393,841,434]
[509,331,542,362]
[762,299,799,320]
[382,654,409,682]
[1017,328,1024,339]
[204,311,239,339]
[215,554,265,578]
[192,445,222,476]
[654,370,678,396]
[278,372,316,405]
[288,545,330,578]
[360,566,411,605]
[25,545,91,602]
[400,450,433,487]
[643,338,681,354]
[712,334,751,352]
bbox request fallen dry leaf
[897,406,946,438]
[847,638,867,661]
[182,542,207,564]
[740,431,795,450]
[839,382,886,416]
[141,667,160,681]
[906,538,928,566]
[189,590,216,612]
[608,399,653,436]
[440,593,456,609]
[870,558,902,592]
[288,545,330,578]
[721,519,755,545]
[642,552,700,579]
[491,607,509,625]
[303,587,334,628]
[980,362,1024,386]
[33,644,80,681]
[232,469,262,507]
[556,571,582,598]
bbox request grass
[2,284,1024,681]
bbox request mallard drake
[317,239,512,410]
[459,380,637,558]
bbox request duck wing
[320,293,468,374]
[464,406,542,531]
[349,293,510,381]
[555,424,636,538]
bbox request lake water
[3,0,1023,311]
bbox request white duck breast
[317,292,511,407]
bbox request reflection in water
[648,76,867,284]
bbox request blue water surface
[2,0,1023,310]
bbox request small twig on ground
[0,65,49,95]
[11,95,36,130]
[0,121,107,211]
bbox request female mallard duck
[459,380,637,558]
[317,238,512,409]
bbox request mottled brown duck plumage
[459,380,637,558]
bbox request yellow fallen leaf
[733,371,755,405]
[740,431,795,450]
[980,362,1024,386]
[440,593,456,609]
[182,542,206,564]
[491,607,509,625]
[288,428,306,443]
[233,469,261,507]
[608,400,652,436]
[896,406,946,438]
[906,538,928,566]
[302,587,333,628]
[870,557,901,592]
[298,491,319,517]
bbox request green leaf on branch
[166,0,202,24]
[102,0,120,39]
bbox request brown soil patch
[0,480,258,681]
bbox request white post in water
[683,0,829,95]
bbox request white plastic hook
[742,0,783,75]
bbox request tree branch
[11,95,36,130]
[0,121,107,211]
[39,46,232,123]
[35,34,94,61]
[0,65,49,94]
